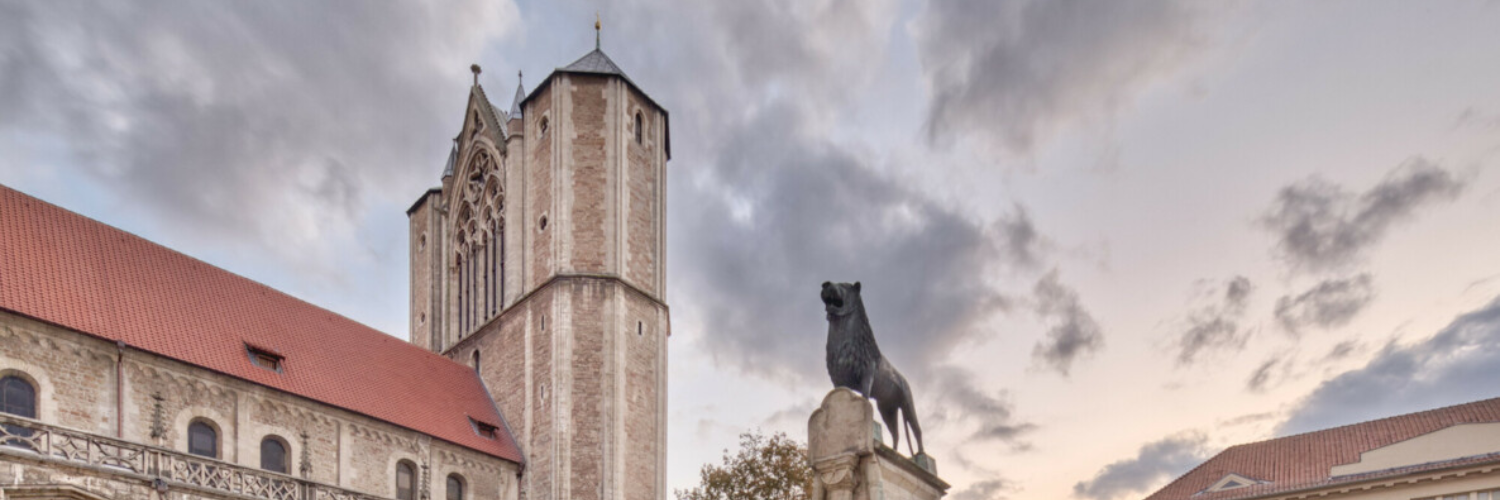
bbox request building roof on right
[1146,396,1500,500]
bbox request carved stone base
[808,388,949,500]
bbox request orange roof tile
[1147,397,1500,500]
[0,185,521,463]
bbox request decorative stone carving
[808,388,949,500]
[149,392,166,440]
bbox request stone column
[808,388,949,500]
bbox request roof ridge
[1251,395,1500,446]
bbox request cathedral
[0,39,669,500]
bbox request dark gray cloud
[1073,433,1212,500]
[911,0,1209,153]
[997,206,1046,271]
[927,366,1038,448]
[1173,276,1254,365]
[603,0,896,134]
[0,1,511,276]
[1261,159,1465,273]
[1032,270,1105,376]
[1274,274,1376,335]
[1277,295,1500,436]
[952,479,1010,500]
[671,101,1015,384]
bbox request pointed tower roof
[508,72,526,119]
[516,22,670,158]
[441,140,458,177]
[561,49,627,77]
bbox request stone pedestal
[808,388,949,500]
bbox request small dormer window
[469,417,498,439]
[247,345,283,372]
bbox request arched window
[1,375,37,444]
[188,420,218,458]
[472,350,481,373]
[446,474,465,500]
[396,460,417,500]
[0,375,36,419]
[635,112,643,144]
[260,436,288,473]
[539,118,548,140]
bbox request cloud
[1172,276,1254,365]
[997,205,1047,271]
[1274,274,1376,335]
[910,0,1211,153]
[1032,270,1105,376]
[1073,433,1212,500]
[1323,340,1360,362]
[1246,357,1279,393]
[1277,295,1500,435]
[0,1,515,278]
[672,101,1015,385]
[952,478,1010,500]
[1218,412,1276,428]
[1261,159,1465,273]
[927,366,1039,448]
[606,0,898,131]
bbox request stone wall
[623,87,662,299]
[0,311,519,500]
[408,190,439,352]
[526,83,555,294]
[568,75,610,273]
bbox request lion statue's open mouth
[821,281,847,313]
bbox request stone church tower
[407,37,671,500]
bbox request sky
[3,1,1500,499]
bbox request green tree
[675,430,812,500]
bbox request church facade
[0,42,668,500]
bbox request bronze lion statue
[821,281,925,456]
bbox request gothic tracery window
[455,150,505,337]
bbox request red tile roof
[1147,397,1500,500]
[0,185,521,463]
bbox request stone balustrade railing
[0,413,386,500]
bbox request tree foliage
[675,430,812,500]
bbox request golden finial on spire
[595,12,601,50]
